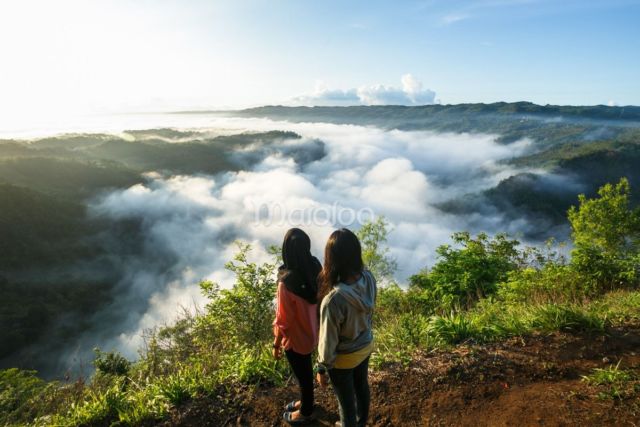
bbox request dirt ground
[158,327,640,426]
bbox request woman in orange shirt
[273,228,321,425]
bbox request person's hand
[281,336,290,349]
[272,345,282,359]
[316,372,328,387]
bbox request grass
[372,313,432,368]
[371,289,640,368]
[528,303,607,333]
[582,361,633,386]
[428,313,478,345]
[582,361,638,401]
[589,290,640,325]
[3,286,640,425]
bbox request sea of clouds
[75,117,534,361]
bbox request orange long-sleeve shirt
[273,281,319,355]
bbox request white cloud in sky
[440,13,470,25]
[293,74,437,106]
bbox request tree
[568,178,640,290]
[357,216,398,284]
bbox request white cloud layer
[293,74,437,106]
[79,117,531,360]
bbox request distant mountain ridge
[235,102,640,122]
[205,102,640,148]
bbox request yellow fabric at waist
[334,341,374,369]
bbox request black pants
[285,349,314,416]
[328,356,370,427]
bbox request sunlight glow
[0,0,261,123]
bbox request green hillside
[1,104,640,383]
[0,129,306,375]
[1,181,639,426]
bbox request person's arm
[273,317,285,359]
[317,294,343,372]
[369,270,377,304]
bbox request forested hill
[0,130,310,377]
[226,102,640,146]
[238,102,640,121]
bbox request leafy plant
[0,368,47,425]
[582,361,637,400]
[93,348,131,377]
[412,232,522,310]
[157,374,193,406]
[372,313,431,367]
[357,216,398,284]
[568,178,640,291]
[582,361,633,385]
[528,304,606,333]
[377,282,438,320]
[217,345,288,386]
[194,242,278,348]
[428,313,477,344]
[61,381,128,426]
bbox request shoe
[284,400,300,412]
[283,410,316,425]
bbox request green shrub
[498,264,584,303]
[470,300,529,339]
[116,384,169,425]
[377,283,437,320]
[157,373,193,406]
[582,361,634,386]
[413,232,522,310]
[93,348,131,377]
[153,362,219,407]
[61,381,128,426]
[568,178,640,292]
[0,368,46,425]
[194,242,277,350]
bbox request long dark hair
[278,228,322,304]
[318,228,364,301]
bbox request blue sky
[0,0,638,117]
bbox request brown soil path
[160,327,640,426]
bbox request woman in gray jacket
[315,228,377,427]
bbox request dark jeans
[328,356,370,427]
[285,349,314,416]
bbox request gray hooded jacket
[317,270,377,370]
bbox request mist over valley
[1,104,640,378]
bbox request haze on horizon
[1,0,639,126]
